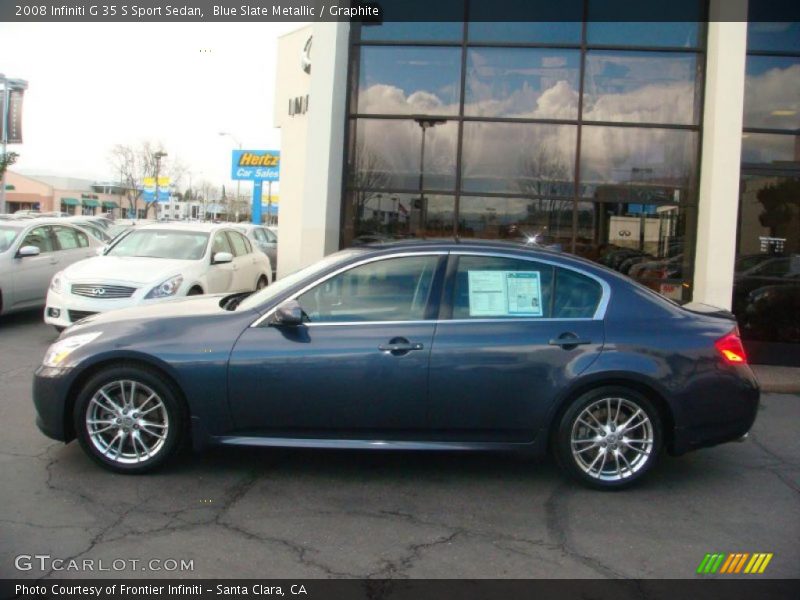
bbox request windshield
[237,249,365,312]
[0,226,21,253]
[106,229,209,260]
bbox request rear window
[553,268,603,318]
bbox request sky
[0,21,306,193]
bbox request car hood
[63,256,192,284]
[68,294,234,330]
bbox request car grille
[68,310,98,323]
[71,284,137,299]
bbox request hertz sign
[231,150,280,182]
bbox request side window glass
[22,227,54,253]
[297,256,440,323]
[52,226,81,250]
[228,232,249,256]
[76,229,89,247]
[554,268,603,319]
[212,232,233,256]
[264,229,277,243]
[253,228,267,243]
[453,255,554,319]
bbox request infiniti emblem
[91,287,106,296]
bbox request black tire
[54,326,65,333]
[256,276,268,291]
[73,365,186,474]
[553,386,662,490]
[187,286,203,296]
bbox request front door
[427,254,606,442]
[228,254,445,435]
[13,225,60,307]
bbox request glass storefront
[342,1,705,302]
[734,19,800,364]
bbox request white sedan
[44,223,272,330]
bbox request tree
[0,151,19,179]
[108,141,187,218]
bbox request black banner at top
[1,0,799,23]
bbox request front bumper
[44,288,155,327]
[32,366,77,442]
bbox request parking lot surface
[1,310,798,579]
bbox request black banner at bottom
[2,579,799,600]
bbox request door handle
[379,337,424,355]
[549,334,592,349]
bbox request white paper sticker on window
[467,271,543,317]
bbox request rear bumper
[670,366,760,455]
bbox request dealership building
[274,1,799,365]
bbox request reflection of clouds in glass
[744,61,800,129]
[741,133,799,165]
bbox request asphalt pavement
[1,309,798,579]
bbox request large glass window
[297,256,440,323]
[344,3,705,305]
[735,19,800,364]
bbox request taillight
[715,329,748,365]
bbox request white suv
[44,222,272,330]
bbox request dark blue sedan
[33,240,759,489]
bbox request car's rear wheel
[73,366,185,473]
[256,275,268,291]
[554,386,662,490]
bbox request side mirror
[271,299,304,327]
[212,251,233,264]
[17,245,41,258]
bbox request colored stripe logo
[697,553,773,574]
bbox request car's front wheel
[73,365,185,473]
[554,386,662,490]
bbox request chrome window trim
[249,248,611,328]
[249,251,449,327]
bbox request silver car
[0,219,103,316]
[234,223,277,281]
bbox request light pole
[1,74,28,215]
[153,151,167,219]
[219,132,242,221]
[413,116,445,236]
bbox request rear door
[226,230,258,291]
[52,225,95,266]
[427,253,607,442]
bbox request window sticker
[467,271,543,317]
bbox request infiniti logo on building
[301,36,311,74]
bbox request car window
[253,228,267,243]
[228,231,250,256]
[52,226,87,250]
[453,255,554,319]
[21,226,55,253]
[107,230,209,260]
[553,268,603,319]
[0,226,20,253]
[212,232,233,256]
[756,259,790,277]
[264,228,277,243]
[297,255,440,323]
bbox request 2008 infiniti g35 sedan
[33,240,759,489]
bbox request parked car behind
[233,223,277,281]
[0,219,103,316]
[44,222,272,330]
[33,240,759,490]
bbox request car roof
[0,217,92,229]
[134,222,238,233]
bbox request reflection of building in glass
[273,3,799,364]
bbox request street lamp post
[0,74,29,215]
[413,116,445,237]
[153,151,167,219]
[219,132,242,221]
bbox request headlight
[50,271,64,293]
[144,275,184,299]
[42,332,102,368]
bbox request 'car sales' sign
[231,150,280,182]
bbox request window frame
[440,251,610,322]
[20,225,56,254]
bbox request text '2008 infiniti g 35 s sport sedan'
[33,240,760,489]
